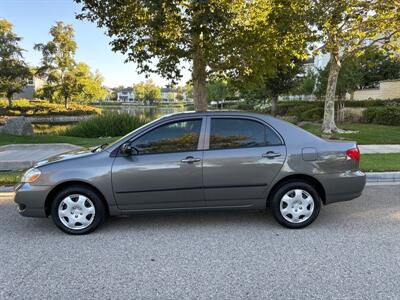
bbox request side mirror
[120,143,138,155]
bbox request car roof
[162,110,271,120]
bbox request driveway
[1,184,400,299]
[0,144,81,171]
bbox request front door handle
[181,156,201,163]
[262,151,281,158]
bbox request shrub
[299,107,324,122]
[64,112,152,138]
[343,99,400,108]
[362,107,400,126]
[0,98,101,116]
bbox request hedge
[362,107,400,126]
[341,99,400,108]
[237,99,400,123]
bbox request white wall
[349,80,400,100]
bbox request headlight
[21,168,41,183]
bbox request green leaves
[0,19,31,106]
[133,80,161,104]
[35,22,107,107]
[74,0,311,110]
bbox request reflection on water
[99,105,185,119]
[32,105,187,134]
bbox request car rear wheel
[50,186,106,234]
[270,181,321,229]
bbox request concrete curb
[1,172,399,194]
[365,172,400,183]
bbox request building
[117,87,135,102]
[161,87,177,103]
[13,76,45,100]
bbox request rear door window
[209,118,282,150]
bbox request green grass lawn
[0,134,119,148]
[0,171,22,185]
[301,123,400,145]
[360,153,400,172]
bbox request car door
[203,116,286,208]
[111,117,205,211]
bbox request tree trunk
[271,95,278,116]
[7,94,13,108]
[64,97,69,109]
[192,34,208,112]
[322,50,341,134]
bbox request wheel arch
[267,174,326,205]
[44,181,110,217]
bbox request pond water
[99,105,186,119]
[32,105,187,134]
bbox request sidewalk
[358,145,400,154]
[0,144,82,171]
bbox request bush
[64,112,152,138]
[343,99,400,108]
[299,107,324,122]
[247,99,400,123]
[0,99,101,116]
[362,107,400,126]
[235,101,255,111]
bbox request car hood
[34,147,95,167]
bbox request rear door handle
[262,151,281,158]
[181,156,201,163]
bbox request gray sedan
[14,111,366,234]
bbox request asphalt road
[1,184,400,299]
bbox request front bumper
[317,171,366,205]
[14,183,51,218]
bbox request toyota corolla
[14,112,366,234]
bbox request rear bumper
[14,183,50,218]
[317,171,366,205]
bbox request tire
[270,180,321,229]
[50,185,106,235]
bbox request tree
[75,0,311,112]
[263,60,303,115]
[71,63,108,102]
[225,1,312,113]
[206,78,232,105]
[316,46,400,99]
[176,87,185,102]
[35,22,77,108]
[358,46,400,88]
[133,80,161,104]
[0,19,31,107]
[295,70,318,95]
[35,62,107,104]
[312,0,400,133]
[35,22,107,107]
[316,56,364,99]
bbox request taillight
[346,147,360,161]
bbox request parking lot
[0,184,399,299]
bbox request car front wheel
[270,181,321,229]
[50,185,106,234]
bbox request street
[1,184,400,299]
